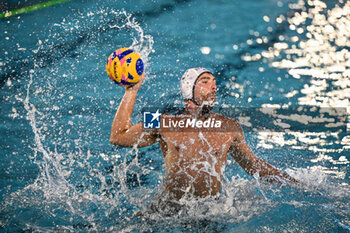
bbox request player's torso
[158,131,234,198]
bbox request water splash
[109,10,154,65]
[0,9,157,231]
[2,1,349,232]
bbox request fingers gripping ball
[106,48,144,86]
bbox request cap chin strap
[185,99,211,116]
[185,98,200,106]
[192,99,200,106]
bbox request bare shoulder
[210,112,244,139]
[211,112,242,129]
[161,113,173,117]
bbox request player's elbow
[109,136,116,145]
[110,134,126,147]
[110,133,138,147]
[109,135,120,145]
[110,128,128,146]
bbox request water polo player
[110,68,299,203]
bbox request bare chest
[161,131,233,162]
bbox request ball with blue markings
[106,48,144,86]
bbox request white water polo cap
[180,67,212,103]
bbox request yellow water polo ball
[106,48,144,86]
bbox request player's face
[193,73,217,106]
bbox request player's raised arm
[110,73,159,147]
[228,122,299,185]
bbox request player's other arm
[110,74,158,147]
[228,121,299,185]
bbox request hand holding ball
[106,48,144,86]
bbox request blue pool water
[1,0,349,232]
